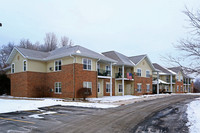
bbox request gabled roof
[168,66,194,79]
[153,63,176,75]
[128,54,146,65]
[168,67,182,74]
[6,45,117,64]
[129,55,157,71]
[102,51,134,66]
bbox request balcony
[98,69,111,77]
[115,72,134,80]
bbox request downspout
[70,54,75,101]
[96,59,100,98]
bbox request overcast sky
[1,0,200,66]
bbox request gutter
[70,54,76,101]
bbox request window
[180,76,183,81]
[146,84,150,92]
[105,65,111,76]
[146,70,150,78]
[98,82,100,93]
[55,60,61,71]
[97,64,100,72]
[181,86,183,92]
[83,82,92,92]
[23,60,27,71]
[119,84,123,92]
[55,82,61,93]
[11,63,15,73]
[166,76,169,83]
[176,75,179,81]
[119,67,122,74]
[165,86,169,92]
[137,69,141,77]
[106,83,110,93]
[83,58,92,70]
[137,84,142,92]
[177,85,179,92]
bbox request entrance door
[126,84,132,95]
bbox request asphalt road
[0,95,199,133]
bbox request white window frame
[105,65,111,76]
[118,84,123,93]
[146,70,150,78]
[23,60,27,72]
[82,58,92,70]
[146,84,150,92]
[55,82,62,94]
[98,82,100,93]
[11,63,15,73]
[106,82,110,93]
[177,85,179,92]
[137,83,142,93]
[176,75,179,81]
[54,60,62,71]
[137,68,142,77]
[83,81,92,92]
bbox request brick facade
[10,63,98,98]
[134,73,153,95]
[103,78,115,96]
[175,81,184,93]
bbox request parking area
[0,105,106,133]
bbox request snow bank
[87,94,170,103]
[186,98,200,133]
[0,99,117,114]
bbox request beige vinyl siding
[46,57,73,72]
[134,58,152,77]
[28,60,47,72]
[11,52,26,73]
[76,56,97,71]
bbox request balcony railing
[115,72,134,79]
[98,69,111,76]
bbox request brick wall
[134,73,153,95]
[103,78,115,96]
[175,81,184,93]
[74,63,98,98]
[10,72,28,97]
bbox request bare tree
[0,42,15,69]
[44,32,58,51]
[60,36,69,47]
[164,8,200,75]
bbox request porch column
[110,63,112,96]
[122,65,125,96]
[188,78,190,93]
[170,74,172,92]
[157,71,159,94]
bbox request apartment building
[152,64,194,93]
[6,45,194,98]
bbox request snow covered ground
[0,93,199,115]
[186,98,200,133]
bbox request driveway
[0,95,199,133]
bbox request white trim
[137,83,142,93]
[137,68,142,77]
[54,82,62,94]
[23,60,27,72]
[82,58,92,71]
[98,82,100,93]
[83,81,92,92]
[146,84,150,92]
[106,82,110,93]
[118,84,123,93]
[11,63,15,73]
[146,70,150,78]
[54,59,62,71]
